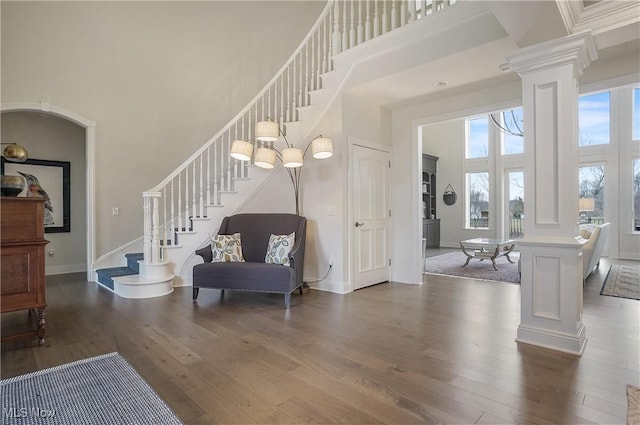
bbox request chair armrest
[195,246,212,263]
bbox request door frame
[348,136,392,292]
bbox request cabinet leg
[36,307,46,345]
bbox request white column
[506,32,597,356]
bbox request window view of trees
[500,108,524,155]
[578,165,605,223]
[467,117,488,158]
[508,171,524,238]
[467,172,489,228]
[578,92,610,146]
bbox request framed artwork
[1,158,71,233]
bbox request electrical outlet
[112,207,120,216]
[48,250,54,257]
[328,256,334,266]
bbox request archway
[2,101,96,282]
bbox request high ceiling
[340,0,639,110]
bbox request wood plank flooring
[2,257,638,424]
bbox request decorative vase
[1,175,26,196]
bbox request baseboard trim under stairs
[96,253,174,299]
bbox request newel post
[143,191,162,265]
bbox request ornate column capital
[506,31,598,79]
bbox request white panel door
[352,144,390,290]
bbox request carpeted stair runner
[96,253,144,290]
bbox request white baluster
[151,193,160,263]
[143,193,152,262]
[357,0,364,45]
[286,68,291,122]
[163,187,167,247]
[349,0,356,49]
[298,53,303,112]
[304,45,309,106]
[342,0,348,52]
[199,154,204,218]
[310,33,316,92]
[332,1,341,56]
[409,0,415,22]
[170,180,175,245]
[374,0,380,38]
[206,147,211,205]
[192,157,197,218]
[391,0,397,30]
[365,0,371,41]
[322,16,328,76]
[422,0,427,17]
[292,58,297,119]
[400,0,407,26]
[177,172,182,231]
[185,164,190,228]
[382,1,388,33]
[213,139,219,205]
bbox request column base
[516,322,587,356]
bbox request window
[579,92,610,146]
[634,159,640,231]
[501,108,524,155]
[634,88,640,140]
[467,172,489,228]
[578,165,605,223]
[466,117,488,158]
[508,171,524,238]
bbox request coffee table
[459,238,516,270]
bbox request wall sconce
[230,119,333,215]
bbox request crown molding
[505,31,598,78]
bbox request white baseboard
[46,264,87,276]
[617,251,640,260]
[308,279,350,294]
[516,323,587,356]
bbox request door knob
[355,222,364,227]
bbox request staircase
[95,0,460,298]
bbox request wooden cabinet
[422,155,440,247]
[1,197,49,344]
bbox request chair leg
[299,286,303,295]
[192,287,200,300]
[284,293,291,309]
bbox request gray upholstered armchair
[192,213,306,308]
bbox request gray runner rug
[1,352,183,424]
[600,264,640,301]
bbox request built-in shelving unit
[422,154,440,248]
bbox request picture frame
[1,158,71,233]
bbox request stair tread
[96,267,138,277]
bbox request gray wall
[1,0,325,259]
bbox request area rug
[0,352,183,424]
[423,251,520,284]
[600,265,640,301]
[629,385,640,425]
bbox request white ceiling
[340,0,639,110]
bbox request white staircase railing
[142,0,459,266]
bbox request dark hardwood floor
[2,257,638,424]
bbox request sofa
[579,222,610,280]
[192,213,306,308]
